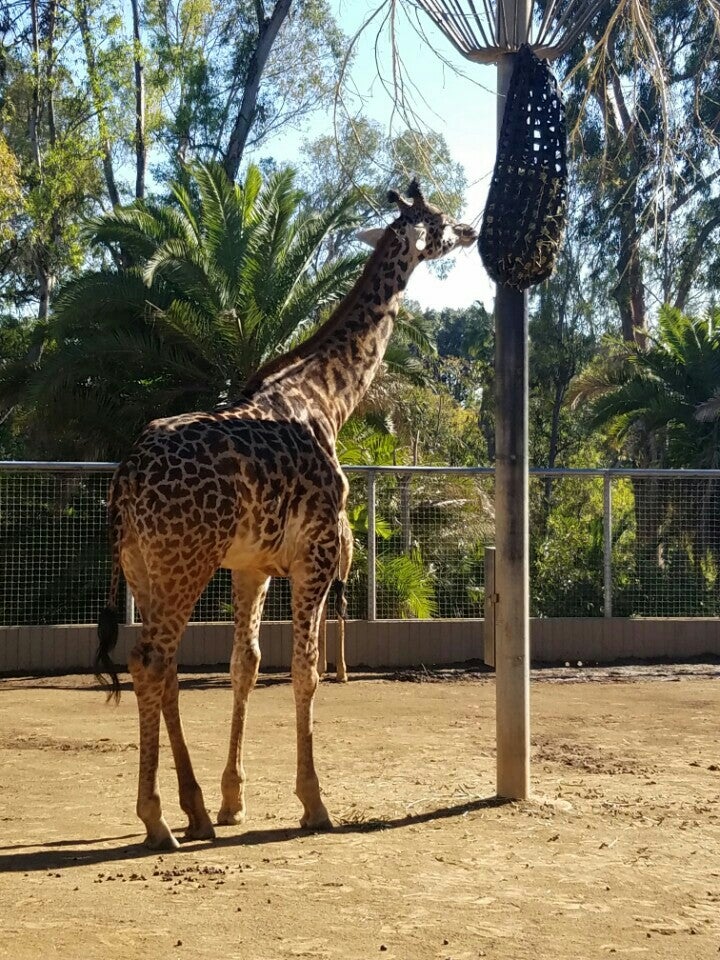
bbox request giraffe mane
[241,226,399,397]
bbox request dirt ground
[0,665,718,960]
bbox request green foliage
[146,0,346,177]
[0,135,22,243]
[376,550,437,620]
[558,0,720,331]
[0,162,365,458]
[298,118,467,277]
[301,118,466,220]
[531,478,606,617]
[580,307,720,468]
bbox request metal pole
[494,0,531,802]
[603,473,613,618]
[484,546,496,668]
[367,470,377,622]
[125,586,136,625]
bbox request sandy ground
[0,666,718,960]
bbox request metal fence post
[603,473,613,618]
[125,587,136,625]
[484,546,496,667]
[367,470,377,621]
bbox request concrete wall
[0,618,718,674]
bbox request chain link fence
[2,462,720,626]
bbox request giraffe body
[96,181,476,849]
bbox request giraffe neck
[244,228,415,443]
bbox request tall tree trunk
[613,205,647,346]
[130,0,146,199]
[45,0,58,146]
[223,0,293,181]
[75,0,120,207]
[35,256,55,322]
[29,0,42,170]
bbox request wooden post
[493,0,532,801]
[484,546,496,667]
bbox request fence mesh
[610,476,720,617]
[0,468,122,626]
[368,472,494,620]
[530,472,605,617]
[2,464,720,626]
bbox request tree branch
[222,0,293,181]
[674,214,720,312]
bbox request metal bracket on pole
[484,546,497,667]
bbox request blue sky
[269,0,501,311]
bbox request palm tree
[572,306,720,469]
[571,306,720,611]
[1,162,365,459]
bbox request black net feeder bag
[479,44,568,291]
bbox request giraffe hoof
[300,809,333,831]
[144,830,180,852]
[217,807,246,826]
[337,674,348,683]
[184,821,216,841]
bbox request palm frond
[393,307,436,355]
[567,337,634,409]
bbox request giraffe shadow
[0,796,508,873]
[0,663,494,694]
[218,795,510,847]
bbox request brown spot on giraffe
[95,179,476,851]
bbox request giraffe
[95,180,477,850]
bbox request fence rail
[2,462,720,627]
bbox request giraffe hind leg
[162,659,215,841]
[127,561,215,849]
[335,514,353,683]
[218,569,270,826]
[290,551,337,830]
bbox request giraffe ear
[356,227,385,249]
[411,224,427,251]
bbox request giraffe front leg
[336,614,348,684]
[218,570,269,826]
[291,570,333,831]
[162,661,215,841]
[129,642,179,851]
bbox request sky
[268,0,502,312]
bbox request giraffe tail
[332,579,348,621]
[95,473,124,703]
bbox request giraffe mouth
[456,225,478,247]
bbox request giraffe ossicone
[95,180,477,850]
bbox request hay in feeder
[479,44,568,291]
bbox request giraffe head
[357,179,477,262]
